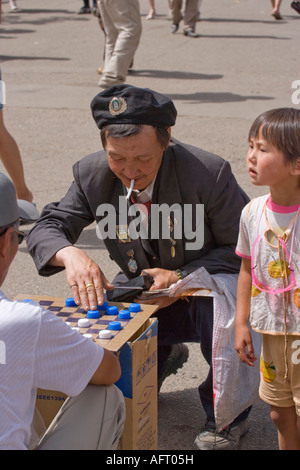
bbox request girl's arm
[235,257,257,367]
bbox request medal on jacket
[127,249,138,273]
[170,238,176,258]
[168,216,176,258]
[117,224,131,243]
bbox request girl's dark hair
[100,124,170,150]
[248,108,300,164]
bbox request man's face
[106,125,170,191]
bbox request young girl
[235,108,300,450]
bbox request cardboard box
[35,389,67,429]
[116,318,157,450]
[16,295,158,450]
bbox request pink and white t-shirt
[236,194,300,335]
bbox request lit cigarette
[126,179,134,200]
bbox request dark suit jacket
[27,138,249,279]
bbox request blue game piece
[24,299,33,303]
[118,309,131,320]
[129,303,141,312]
[87,310,100,319]
[97,301,108,311]
[106,305,118,315]
[108,321,122,331]
[65,297,77,307]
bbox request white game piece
[99,330,112,339]
[72,327,80,333]
[78,318,90,328]
[83,333,93,340]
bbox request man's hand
[143,267,179,290]
[51,246,114,311]
[136,267,179,309]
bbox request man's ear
[0,228,14,258]
[0,232,7,258]
[165,126,171,148]
[0,236,4,258]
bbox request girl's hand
[235,323,257,367]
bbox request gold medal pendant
[168,216,177,258]
[170,238,176,258]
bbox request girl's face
[247,127,294,190]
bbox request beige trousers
[35,385,125,450]
[169,0,199,32]
[98,0,142,81]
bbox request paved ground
[1,0,299,450]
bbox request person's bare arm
[235,258,257,367]
[89,348,121,385]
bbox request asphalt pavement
[1,0,300,450]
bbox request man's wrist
[174,269,188,280]
[50,245,76,266]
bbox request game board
[16,295,158,353]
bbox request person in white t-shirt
[234,108,300,450]
[0,171,125,450]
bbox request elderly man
[0,172,125,450]
[27,84,252,449]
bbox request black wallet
[106,273,154,303]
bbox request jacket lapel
[151,147,185,270]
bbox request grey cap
[0,172,39,226]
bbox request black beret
[90,84,177,129]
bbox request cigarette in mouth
[126,179,135,200]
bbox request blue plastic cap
[118,309,131,320]
[129,303,141,312]
[107,305,119,315]
[98,301,108,311]
[109,321,122,331]
[65,297,77,307]
[87,310,100,319]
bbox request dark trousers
[83,0,96,7]
[155,296,250,424]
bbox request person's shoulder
[74,150,108,173]
[72,150,113,190]
[242,194,269,220]
[0,295,44,328]
[247,194,269,210]
[169,137,228,178]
